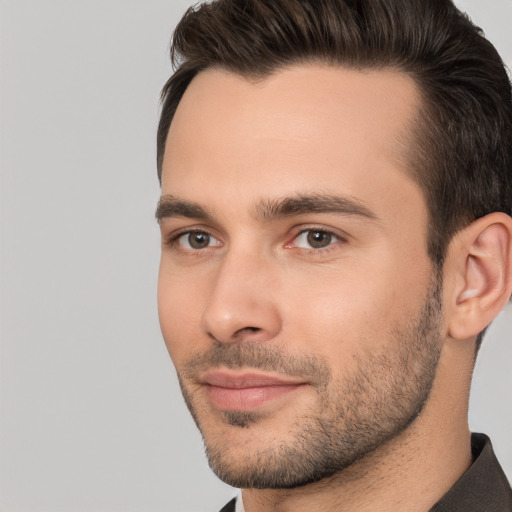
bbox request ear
[446,212,512,340]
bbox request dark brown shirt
[431,433,512,511]
[219,433,512,511]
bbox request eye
[178,231,221,250]
[293,229,340,249]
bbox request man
[155,0,512,510]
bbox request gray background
[0,1,510,511]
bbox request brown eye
[306,230,333,248]
[291,229,341,250]
[189,233,210,249]
[179,231,219,250]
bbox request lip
[200,370,307,412]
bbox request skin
[157,65,480,512]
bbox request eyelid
[181,232,222,250]
[293,230,340,249]
[161,223,349,254]
[162,226,222,249]
[285,225,349,251]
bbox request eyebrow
[254,193,378,221]
[156,192,377,224]
[155,195,214,222]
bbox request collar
[431,433,512,511]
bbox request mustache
[181,340,331,387]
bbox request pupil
[307,230,332,248]
[189,232,210,249]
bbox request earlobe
[448,213,512,340]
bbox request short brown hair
[157,0,512,269]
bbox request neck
[241,339,474,512]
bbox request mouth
[199,370,308,412]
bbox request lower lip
[206,384,304,411]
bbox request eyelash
[286,228,346,254]
[163,227,347,255]
[164,228,220,251]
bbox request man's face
[157,65,444,488]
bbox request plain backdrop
[0,1,511,511]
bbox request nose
[200,249,282,344]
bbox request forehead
[161,64,422,216]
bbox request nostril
[207,326,262,343]
[236,326,261,335]
[229,326,263,340]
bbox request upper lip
[200,370,307,389]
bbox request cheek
[157,265,205,363]
[279,260,426,363]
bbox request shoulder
[218,497,237,512]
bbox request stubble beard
[176,276,443,489]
